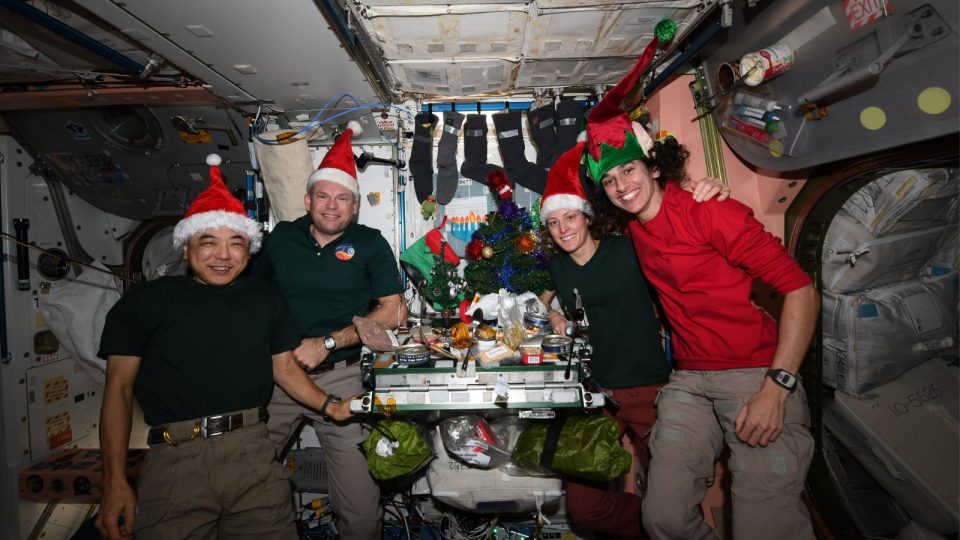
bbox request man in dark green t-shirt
[95,156,353,540]
[250,126,404,540]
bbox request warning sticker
[178,130,213,144]
[43,376,69,405]
[843,0,888,31]
[46,412,72,450]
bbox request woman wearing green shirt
[536,143,727,539]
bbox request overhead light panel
[185,25,213,37]
[234,64,257,74]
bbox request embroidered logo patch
[335,243,355,260]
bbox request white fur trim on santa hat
[540,194,592,224]
[173,210,264,254]
[307,167,361,200]
[576,130,587,143]
[346,120,363,135]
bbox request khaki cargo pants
[642,368,815,540]
[134,416,296,540]
[267,361,383,540]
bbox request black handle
[12,219,29,291]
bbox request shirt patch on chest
[335,243,356,261]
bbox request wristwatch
[766,369,798,393]
[320,394,342,418]
[323,336,337,351]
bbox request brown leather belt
[148,407,268,446]
[307,352,361,374]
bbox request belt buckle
[200,415,230,439]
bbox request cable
[0,231,139,283]
[252,92,416,145]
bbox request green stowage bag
[511,415,630,482]
[363,420,433,481]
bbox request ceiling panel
[112,0,379,111]
[515,56,637,87]
[388,59,518,94]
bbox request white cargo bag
[426,427,562,514]
[823,359,959,535]
[842,168,958,237]
[822,272,959,394]
[897,521,949,540]
[925,228,959,276]
[822,210,946,293]
[253,129,312,223]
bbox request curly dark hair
[539,200,621,257]
[587,136,691,232]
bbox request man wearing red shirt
[582,25,820,539]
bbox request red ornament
[486,170,512,200]
[465,239,485,260]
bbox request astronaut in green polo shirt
[251,123,405,540]
[95,156,354,540]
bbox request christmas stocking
[526,102,561,168]
[460,114,509,188]
[492,110,547,194]
[435,111,464,205]
[409,113,438,204]
[555,100,584,157]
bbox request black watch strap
[766,369,798,393]
[320,394,342,417]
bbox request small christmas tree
[464,171,550,295]
[424,241,465,311]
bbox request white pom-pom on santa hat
[206,153,222,166]
[576,130,587,143]
[346,120,362,136]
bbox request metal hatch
[697,0,958,171]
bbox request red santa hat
[173,154,263,253]
[308,120,362,199]
[539,142,591,224]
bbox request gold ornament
[513,232,537,255]
[482,246,495,259]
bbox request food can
[524,313,550,333]
[475,336,497,353]
[541,334,572,354]
[717,62,740,91]
[740,43,793,86]
[395,344,431,366]
[521,347,543,365]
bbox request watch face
[324,337,336,350]
[776,371,796,388]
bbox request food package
[478,344,514,366]
[363,420,434,481]
[439,415,511,468]
[498,290,526,350]
[512,415,631,482]
[353,316,399,351]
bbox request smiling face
[600,159,662,222]
[305,180,359,240]
[546,209,592,255]
[183,228,250,286]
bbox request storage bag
[253,129,312,223]
[824,359,959,535]
[925,228,959,276]
[897,521,949,540]
[822,210,946,293]
[426,427,562,513]
[841,168,958,237]
[822,272,959,394]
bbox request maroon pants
[566,383,665,539]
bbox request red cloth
[426,216,460,264]
[566,384,663,539]
[183,156,245,219]
[627,182,811,371]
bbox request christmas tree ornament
[513,231,538,254]
[424,241,465,311]
[421,194,438,220]
[530,195,543,228]
[466,239,485,261]
[481,246,495,259]
[586,18,676,184]
[487,170,512,200]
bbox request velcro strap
[912,337,954,351]
[498,129,519,139]
[538,117,555,129]
[558,118,578,126]
[464,129,484,137]
[414,134,433,143]
[443,124,461,136]
[539,417,568,468]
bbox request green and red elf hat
[585,19,676,184]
